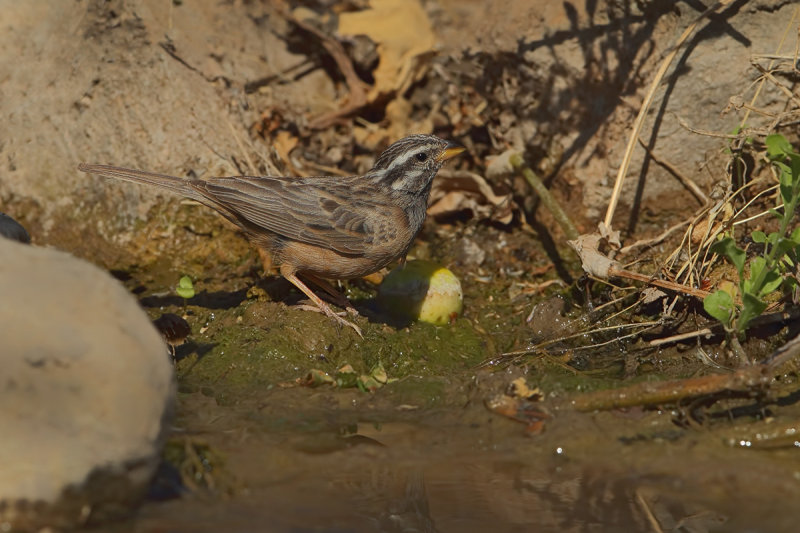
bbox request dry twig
[509,154,579,241]
[276,5,369,129]
[575,328,800,412]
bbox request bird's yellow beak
[436,141,466,162]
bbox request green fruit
[378,260,463,325]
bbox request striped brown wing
[194,175,382,256]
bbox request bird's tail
[77,163,198,199]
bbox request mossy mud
[104,223,800,532]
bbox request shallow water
[112,374,800,533]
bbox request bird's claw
[293,303,363,337]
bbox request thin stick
[649,328,714,347]
[607,265,711,300]
[752,63,800,108]
[500,320,661,358]
[636,490,665,533]
[619,219,691,255]
[568,322,661,352]
[509,153,579,241]
[573,364,770,412]
[675,115,762,139]
[277,6,368,129]
[649,309,800,347]
[577,328,800,412]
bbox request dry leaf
[597,221,621,248]
[507,377,544,401]
[273,130,300,174]
[338,0,436,102]
[567,233,619,279]
[299,369,335,387]
[428,170,514,224]
[641,287,668,304]
[484,392,550,435]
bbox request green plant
[176,275,195,300]
[703,134,800,353]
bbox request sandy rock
[0,0,325,268]
[0,239,174,531]
[438,0,794,222]
[2,0,792,269]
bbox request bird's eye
[415,152,429,162]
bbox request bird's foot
[333,313,363,337]
[293,303,362,337]
[294,303,347,317]
[283,270,363,337]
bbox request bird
[78,134,465,336]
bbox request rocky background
[2,0,792,265]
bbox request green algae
[173,297,491,405]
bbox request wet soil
[107,221,800,533]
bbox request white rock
[0,238,174,530]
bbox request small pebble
[0,212,31,244]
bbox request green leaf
[335,364,358,388]
[746,255,782,296]
[710,236,746,277]
[791,153,800,180]
[703,290,735,326]
[780,168,794,207]
[760,269,783,296]
[774,236,797,260]
[302,369,335,387]
[357,375,382,392]
[176,276,195,299]
[176,286,195,299]
[737,292,767,334]
[751,231,766,243]
[370,362,388,384]
[766,134,792,159]
[749,256,767,279]
[773,160,791,177]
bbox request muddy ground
[3,0,800,531]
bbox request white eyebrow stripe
[386,148,419,171]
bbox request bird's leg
[302,273,359,317]
[280,264,362,337]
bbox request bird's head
[370,134,465,195]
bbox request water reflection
[117,393,800,533]
[125,451,742,532]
